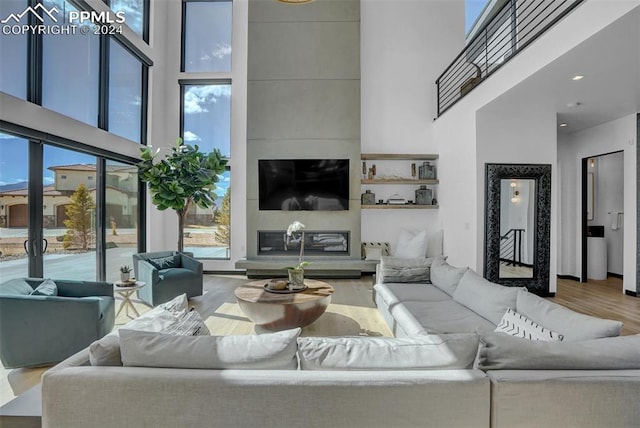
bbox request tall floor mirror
[484,163,552,296]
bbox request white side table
[113,281,146,319]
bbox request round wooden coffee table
[234,279,334,331]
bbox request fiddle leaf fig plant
[138,139,228,252]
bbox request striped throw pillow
[495,308,563,341]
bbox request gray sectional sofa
[39,258,640,428]
[375,256,640,427]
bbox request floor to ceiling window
[0,0,149,281]
[109,38,144,143]
[180,0,233,260]
[0,0,27,99]
[42,0,100,126]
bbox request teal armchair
[0,278,115,368]
[133,251,203,307]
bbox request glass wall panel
[42,0,99,126]
[183,1,232,72]
[105,160,138,282]
[0,0,28,99]
[109,39,143,143]
[43,145,96,280]
[182,84,231,259]
[109,0,145,38]
[0,133,30,281]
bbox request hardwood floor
[1,274,638,408]
[551,276,640,336]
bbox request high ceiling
[481,6,640,134]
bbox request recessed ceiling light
[566,101,582,108]
[572,75,585,81]
[559,123,568,127]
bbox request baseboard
[557,275,580,282]
[625,290,638,297]
[608,272,623,279]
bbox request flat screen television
[259,159,349,211]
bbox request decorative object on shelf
[285,220,309,290]
[387,194,406,205]
[138,138,228,252]
[418,162,436,179]
[367,165,377,180]
[119,265,132,282]
[361,190,375,205]
[415,185,433,205]
[411,163,417,178]
[362,161,367,178]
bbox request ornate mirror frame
[484,163,552,295]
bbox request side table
[113,281,146,319]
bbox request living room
[1,0,639,426]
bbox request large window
[105,160,139,282]
[181,83,231,259]
[182,0,232,72]
[0,0,28,99]
[42,0,99,126]
[109,38,143,143]
[108,0,148,40]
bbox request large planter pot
[287,269,305,290]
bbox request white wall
[360,0,464,248]
[558,114,637,293]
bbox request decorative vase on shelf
[288,269,305,290]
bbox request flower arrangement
[286,221,310,271]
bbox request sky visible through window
[466,0,489,34]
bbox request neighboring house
[0,164,138,229]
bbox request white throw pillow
[89,294,193,366]
[297,334,479,370]
[452,270,522,325]
[119,328,301,370]
[395,229,428,259]
[495,308,563,341]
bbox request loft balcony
[436,0,584,116]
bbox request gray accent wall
[246,0,361,261]
[637,113,640,295]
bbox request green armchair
[133,251,203,307]
[0,278,115,368]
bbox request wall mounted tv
[259,159,349,211]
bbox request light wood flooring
[1,274,638,408]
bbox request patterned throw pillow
[164,309,210,336]
[362,242,391,260]
[30,278,58,296]
[495,308,563,341]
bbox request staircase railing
[436,0,584,117]
[500,228,525,267]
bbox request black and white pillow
[495,308,564,341]
[164,309,210,336]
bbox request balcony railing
[436,0,584,117]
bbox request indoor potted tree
[138,139,228,253]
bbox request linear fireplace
[258,230,349,256]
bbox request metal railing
[500,228,525,267]
[436,0,584,117]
